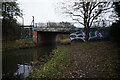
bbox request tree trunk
[85,26,90,41]
[84,18,90,41]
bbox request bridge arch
[32,31,71,45]
[37,32,57,45]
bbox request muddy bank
[2,37,72,51]
[2,39,37,51]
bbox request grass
[28,46,70,78]
[60,38,71,43]
[73,41,120,78]
[0,42,2,52]
[2,39,36,51]
[27,41,120,78]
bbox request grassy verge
[59,38,71,43]
[57,38,71,45]
[0,44,1,52]
[28,46,70,78]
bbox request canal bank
[2,44,57,79]
[2,37,71,79]
[27,46,71,78]
[2,39,120,79]
[2,39,37,51]
[2,34,70,51]
[28,41,120,78]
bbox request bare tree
[61,1,113,40]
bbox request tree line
[2,1,22,41]
[110,2,120,42]
[2,1,120,42]
[60,1,119,41]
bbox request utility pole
[21,16,24,26]
[32,16,34,27]
[30,16,34,38]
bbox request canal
[2,45,56,79]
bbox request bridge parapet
[32,27,74,33]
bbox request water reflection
[2,45,56,79]
[14,64,32,78]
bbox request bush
[2,18,20,41]
[109,21,120,42]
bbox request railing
[32,27,74,32]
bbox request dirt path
[64,43,119,78]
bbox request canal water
[2,45,56,79]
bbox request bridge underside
[32,31,57,45]
[19,26,73,45]
[32,31,71,45]
[38,32,57,45]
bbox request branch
[82,2,85,12]
[73,19,84,26]
[88,2,94,12]
[66,11,84,19]
[79,8,84,15]
[102,7,112,11]
[70,15,84,26]
[91,2,101,11]
[89,6,112,24]
[89,11,101,27]
[73,2,84,15]
[87,2,103,25]
[71,13,84,19]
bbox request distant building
[37,23,47,27]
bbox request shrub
[109,21,120,42]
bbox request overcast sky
[17,0,75,26]
[16,0,116,27]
